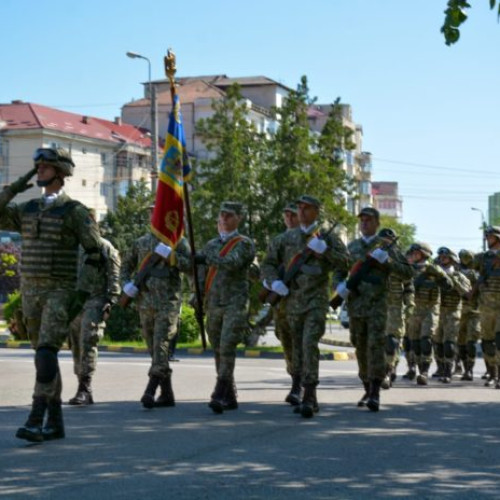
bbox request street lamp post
[471,207,487,251]
[126,51,158,191]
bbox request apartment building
[372,181,403,221]
[0,101,151,218]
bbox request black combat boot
[441,363,452,384]
[208,378,229,414]
[68,376,94,406]
[367,379,382,412]
[484,364,498,388]
[300,384,319,418]
[42,399,65,441]
[432,362,444,379]
[402,364,416,381]
[141,375,160,408]
[416,363,430,386]
[461,360,474,381]
[357,381,370,407]
[223,378,238,410]
[16,396,47,443]
[381,366,393,390]
[154,374,175,407]
[285,375,301,406]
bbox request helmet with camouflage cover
[33,147,75,177]
[408,241,433,258]
[459,249,474,267]
[437,246,459,264]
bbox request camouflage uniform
[122,233,191,405]
[69,236,121,404]
[262,221,349,413]
[408,259,453,385]
[197,202,255,413]
[0,148,102,442]
[344,237,413,389]
[473,247,500,387]
[383,274,415,386]
[433,261,471,383]
[457,255,481,379]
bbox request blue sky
[2,0,500,252]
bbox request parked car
[339,303,349,329]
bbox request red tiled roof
[0,102,150,147]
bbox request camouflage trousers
[349,312,387,382]
[457,310,481,365]
[273,301,294,376]
[385,303,405,371]
[69,296,107,379]
[206,303,248,380]
[139,304,180,380]
[287,306,327,386]
[22,286,73,402]
[433,308,460,368]
[478,305,500,367]
[408,304,439,367]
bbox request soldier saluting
[0,147,102,442]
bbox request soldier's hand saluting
[7,167,38,195]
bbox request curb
[0,340,356,361]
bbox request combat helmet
[33,147,75,176]
[459,249,474,267]
[437,246,459,264]
[408,241,433,258]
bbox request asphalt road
[0,348,499,499]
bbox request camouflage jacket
[473,250,500,308]
[343,236,414,318]
[261,224,349,314]
[0,189,101,291]
[77,237,121,303]
[412,259,453,308]
[438,267,471,311]
[460,266,479,313]
[121,233,191,309]
[198,232,255,310]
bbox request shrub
[179,305,201,343]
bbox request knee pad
[385,335,399,355]
[434,342,444,359]
[482,340,496,357]
[444,340,455,359]
[421,337,433,356]
[466,340,477,358]
[35,347,59,383]
[496,332,500,350]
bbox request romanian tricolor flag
[151,94,192,249]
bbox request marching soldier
[336,210,413,411]
[196,201,255,414]
[0,147,102,442]
[122,207,191,408]
[473,226,500,388]
[432,247,471,383]
[68,212,121,405]
[262,195,349,418]
[457,249,481,380]
[406,242,453,386]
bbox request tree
[0,242,20,301]
[379,215,417,251]
[192,83,268,249]
[441,0,500,45]
[101,179,154,255]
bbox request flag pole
[164,49,207,350]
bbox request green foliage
[101,179,154,256]
[2,290,21,322]
[0,243,20,298]
[441,0,499,45]
[179,305,200,343]
[104,305,141,342]
[379,215,417,251]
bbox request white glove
[445,265,455,275]
[271,280,289,297]
[336,281,350,300]
[123,282,139,298]
[370,248,389,264]
[307,237,327,254]
[154,242,172,259]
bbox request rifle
[118,253,162,309]
[260,223,337,306]
[330,235,399,309]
